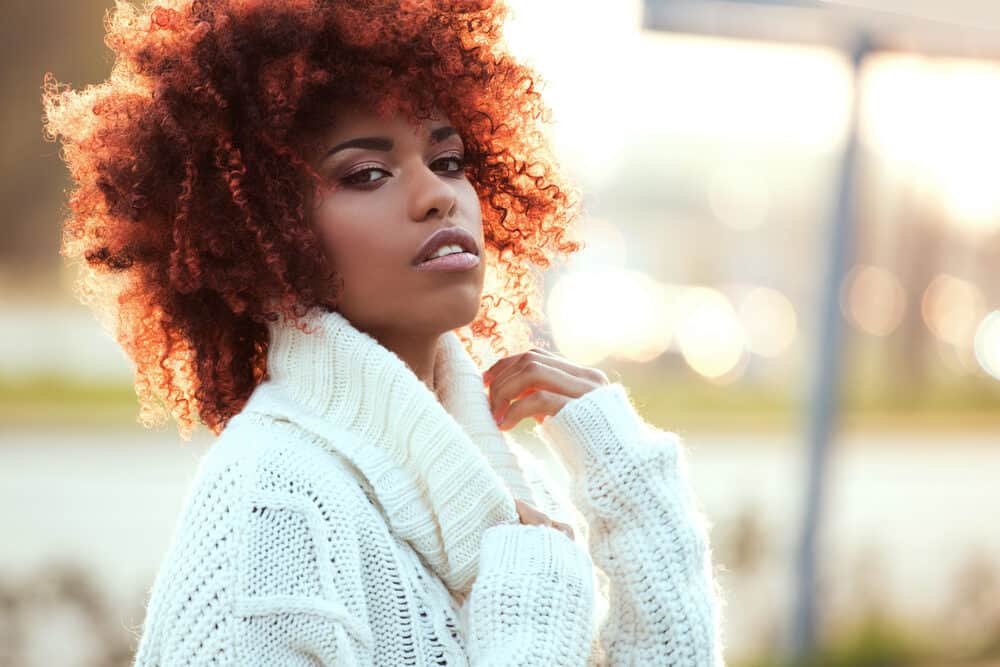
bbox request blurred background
[3,0,999,665]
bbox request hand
[482,348,609,431]
[515,498,575,541]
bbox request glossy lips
[412,226,481,272]
[413,251,480,272]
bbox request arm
[531,383,727,666]
[239,494,597,667]
[134,477,592,666]
[130,477,375,666]
[233,489,375,665]
[461,522,598,666]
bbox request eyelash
[339,154,466,187]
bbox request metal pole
[788,30,873,665]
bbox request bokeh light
[547,269,675,365]
[737,286,799,358]
[840,264,907,336]
[973,310,1000,381]
[674,287,748,380]
[921,273,987,348]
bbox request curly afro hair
[41,0,584,440]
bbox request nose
[407,157,458,223]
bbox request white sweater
[131,306,725,666]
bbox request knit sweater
[130,306,725,666]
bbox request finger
[497,389,567,430]
[519,510,552,527]
[515,499,557,529]
[485,348,608,387]
[489,360,591,421]
[485,348,572,388]
[486,355,536,416]
[487,358,569,417]
[515,499,548,524]
[482,347,562,386]
[552,521,574,540]
[482,350,532,387]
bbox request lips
[411,226,480,266]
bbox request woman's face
[306,104,486,337]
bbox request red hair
[41,0,582,440]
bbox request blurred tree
[9,0,117,294]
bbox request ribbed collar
[238,306,536,601]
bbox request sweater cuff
[532,383,646,481]
[478,522,592,580]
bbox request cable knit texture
[130,306,725,666]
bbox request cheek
[458,180,484,228]
[312,197,402,272]
[459,178,481,209]
[313,199,368,258]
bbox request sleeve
[133,487,375,666]
[460,522,598,667]
[232,489,375,666]
[129,430,375,667]
[530,382,727,666]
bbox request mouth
[413,251,480,272]
[411,226,481,266]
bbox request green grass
[731,609,1000,667]
[0,375,148,430]
[2,372,999,433]
[616,370,1000,433]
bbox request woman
[41,0,725,664]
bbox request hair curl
[41,0,583,440]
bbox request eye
[338,154,466,189]
[339,164,391,187]
[432,154,466,175]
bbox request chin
[425,287,482,331]
[442,299,482,332]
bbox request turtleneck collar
[237,305,536,601]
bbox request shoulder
[210,411,378,515]
[137,412,380,658]
[214,412,385,628]
[162,411,383,560]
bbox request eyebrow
[322,125,458,161]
